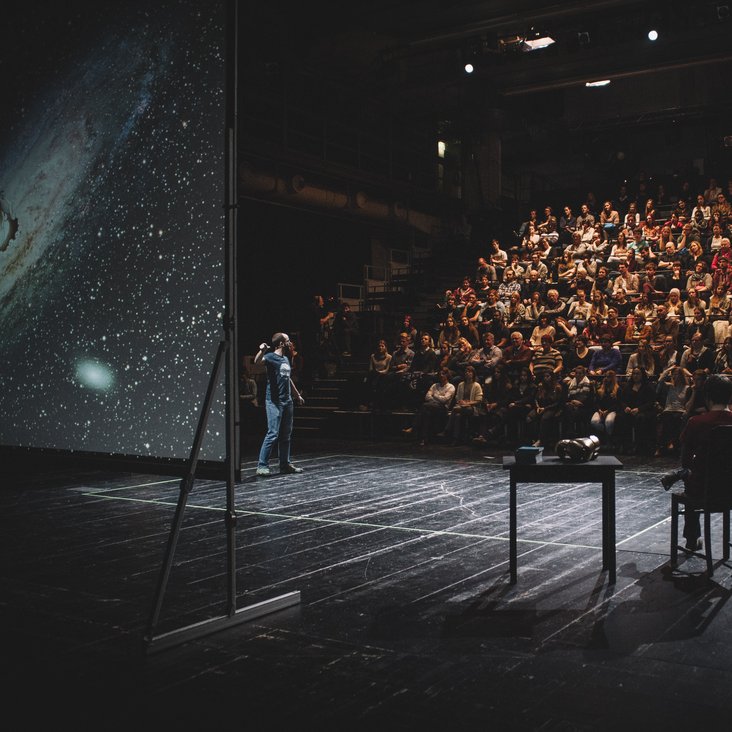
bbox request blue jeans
[258,400,294,468]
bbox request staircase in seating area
[292,374,347,437]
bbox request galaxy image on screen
[0,0,226,460]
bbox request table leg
[603,474,616,584]
[510,475,517,584]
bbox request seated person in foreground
[660,374,732,549]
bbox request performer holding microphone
[255,333,305,476]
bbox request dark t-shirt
[681,409,732,496]
[263,352,292,405]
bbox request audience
[315,173,732,455]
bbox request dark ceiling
[243,0,732,124]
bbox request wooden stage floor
[3,441,732,730]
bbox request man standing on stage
[255,333,305,476]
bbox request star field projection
[0,1,226,460]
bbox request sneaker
[661,468,685,491]
[280,464,303,474]
[685,537,703,551]
[256,466,270,476]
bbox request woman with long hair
[505,367,536,443]
[590,370,620,445]
[589,289,608,320]
[529,311,556,348]
[526,370,564,448]
[665,288,683,320]
[472,363,512,444]
[437,314,461,351]
[360,339,392,411]
[581,314,603,347]
[682,289,706,323]
[618,367,658,453]
[655,366,691,456]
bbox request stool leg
[670,496,679,568]
[704,511,713,577]
[724,510,730,561]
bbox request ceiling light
[585,79,611,87]
[464,63,474,74]
[523,35,555,51]
[647,29,659,41]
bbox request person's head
[631,366,645,383]
[576,287,587,302]
[574,364,587,381]
[603,369,617,386]
[271,332,291,352]
[376,339,387,354]
[547,288,559,304]
[598,265,608,279]
[663,334,675,350]
[618,261,628,274]
[464,365,476,382]
[690,331,704,350]
[460,315,470,327]
[479,273,489,287]
[399,332,410,348]
[587,314,599,329]
[724,336,732,351]
[575,334,588,350]
[510,291,520,305]
[510,331,524,347]
[671,366,687,386]
[693,368,707,386]
[538,312,550,325]
[603,200,613,212]
[638,337,649,351]
[540,334,553,350]
[458,337,471,353]
[656,303,668,319]
[445,315,455,328]
[483,331,495,347]
[600,335,612,350]
[439,367,450,384]
[420,332,432,348]
[607,307,618,322]
[693,306,705,321]
[504,268,515,281]
[519,366,531,383]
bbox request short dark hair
[704,374,732,406]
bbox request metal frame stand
[144,0,300,654]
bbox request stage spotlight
[464,63,474,74]
[648,29,659,41]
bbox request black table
[502,455,623,584]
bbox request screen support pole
[143,0,300,655]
